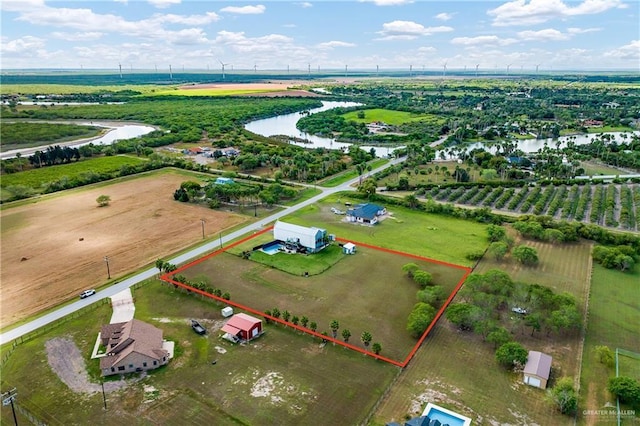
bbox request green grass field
[0,279,400,425]
[580,160,629,176]
[318,158,388,188]
[0,122,103,151]
[0,155,147,191]
[181,242,467,362]
[342,109,444,126]
[578,264,640,425]
[281,193,488,267]
[372,236,593,425]
[0,84,161,95]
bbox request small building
[343,242,356,255]
[215,177,234,185]
[99,319,169,376]
[523,351,552,389]
[346,203,386,225]
[273,221,329,253]
[221,306,234,318]
[221,313,263,343]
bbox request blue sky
[1,0,638,71]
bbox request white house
[273,221,328,254]
[523,351,552,389]
[343,242,356,254]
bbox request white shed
[343,242,356,255]
[221,307,234,318]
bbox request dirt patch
[1,172,247,325]
[45,337,134,393]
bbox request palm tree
[309,321,317,333]
[300,316,309,328]
[330,320,340,339]
[361,331,372,348]
[342,329,351,343]
[372,342,382,355]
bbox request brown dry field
[0,171,247,327]
[179,82,323,97]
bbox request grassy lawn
[319,158,388,188]
[1,280,399,425]
[580,160,629,176]
[578,264,640,425]
[281,193,488,267]
[0,155,147,190]
[0,83,162,95]
[181,243,467,363]
[372,236,593,425]
[280,187,322,206]
[342,109,444,126]
[377,161,483,186]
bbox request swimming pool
[261,241,283,255]
[422,403,472,426]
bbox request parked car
[80,289,96,299]
[511,307,527,315]
[191,319,207,335]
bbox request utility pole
[2,388,18,425]
[219,232,223,249]
[101,382,107,410]
[104,256,111,279]
[200,219,205,239]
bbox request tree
[330,320,340,339]
[96,194,111,207]
[155,259,166,274]
[513,245,539,265]
[524,313,542,336]
[309,321,317,332]
[342,328,351,343]
[282,310,291,322]
[404,194,420,209]
[406,302,436,338]
[372,342,382,355]
[487,224,506,242]
[550,377,578,415]
[300,316,309,328]
[416,285,446,306]
[402,263,419,278]
[358,178,378,198]
[495,342,528,369]
[594,345,614,367]
[608,376,640,405]
[271,308,280,319]
[486,327,511,349]
[361,331,372,348]
[488,241,508,261]
[412,270,433,288]
[291,315,299,326]
[446,303,479,331]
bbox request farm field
[372,236,593,425]
[579,264,640,425]
[179,235,469,363]
[342,108,444,126]
[0,170,248,327]
[280,193,489,267]
[426,183,640,232]
[1,280,398,425]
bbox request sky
[1,0,639,72]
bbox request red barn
[221,313,263,342]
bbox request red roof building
[221,313,263,342]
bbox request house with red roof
[221,313,263,343]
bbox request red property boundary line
[160,226,472,368]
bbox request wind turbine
[376,64,379,77]
[409,64,413,76]
[507,63,512,76]
[475,64,479,77]
[169,64,173,80]
[118,63,122,79]
[442,61,447,78]
[287,64,290,74]
[219,60,228,79]
[535,63,540,74]
[254,63,257,73]
[308,63,311,78]
[155,64,158,73]
[344,64,348,77]
[464,65,467,73]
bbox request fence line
[360,366,404,426]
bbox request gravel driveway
[45,337,136,393]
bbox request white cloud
[316,41,357,50]
[451,35,518,46]
[219,5,266,15]
[567,27,601,34]
[148,0,180,9]
[488,0,626,26]
[518,28,570,41]
[298,2,313,7]
[154,12,219,25]
[376,21,453,40]
[51,31,104,41]
[604,40,640,61]
[114,0,128,4]
[360,0,414,5]
[1,35,46,54]
[417,46,437,53]
[0,0,44,12]
[435,12,453,21]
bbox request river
[1,122,156,160]
[244,101,400,158]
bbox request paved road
[0,156,405,345]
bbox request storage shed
[221,307,234,318]
[523,351,552,389]
[343,242,356,255]
[221,313,263,343]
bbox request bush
[550,377,578,415]
[608,376,640,406]
[495,341,528,369]
[406,302,436,338]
